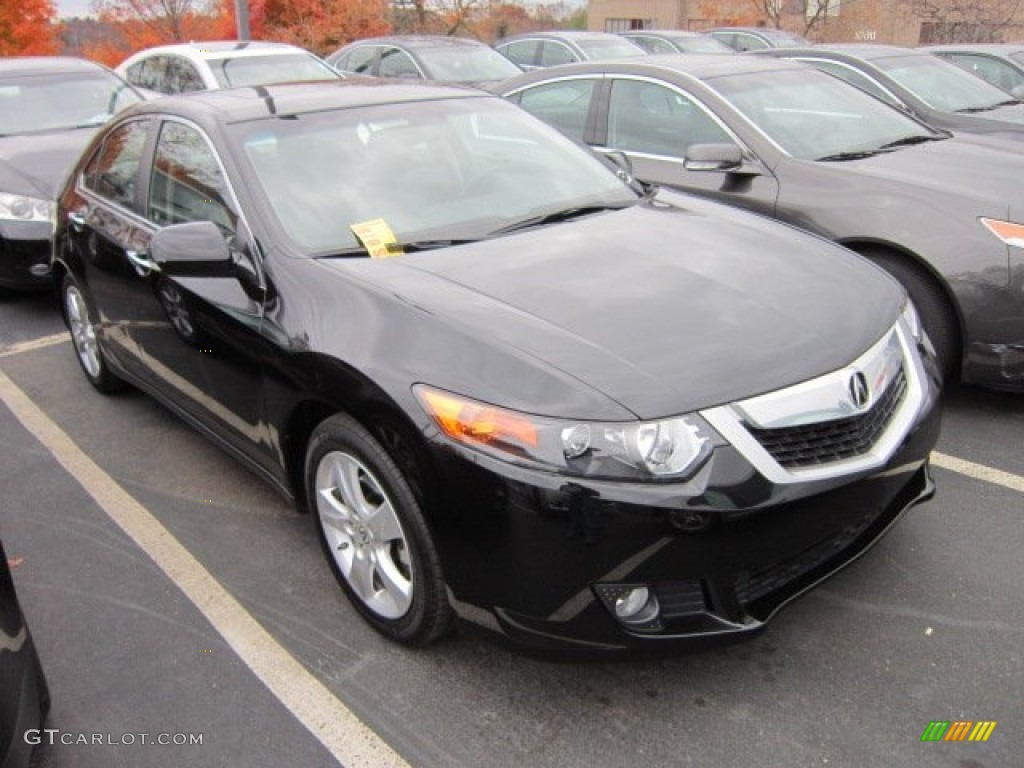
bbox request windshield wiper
[315,238,484,259]
[489,203,631,235]
[816,149,883,162]
[957,100,1020,113]
[875,134,945,150]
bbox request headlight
[900,298,922,342]
[0,192,53,224]
[414,385,721,480]
[980,217,1024,248]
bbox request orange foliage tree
[257,0,391,55]
[84,0,233,66]
[0,0,60,55]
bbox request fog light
[614,586,660,626]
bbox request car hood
[818,136,1023,216]
[0,129,96,199]
[325,199,904,417]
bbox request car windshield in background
[760,29,809,46]
[0,72,143,136]
[872,54,1015,112]
[236,97,635,255]
[1012,51,1024,66]
[676,37,733,53]
[712,68,938,160]
[208,54,338,88]
[417,47,522,81]
[576,39,646,59]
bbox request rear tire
[62,273,125,394]
[305,413,452,646]
[862,249,959,377]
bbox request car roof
[342,35,490,50]
[779,43,926,60]
[925,43,1024,55]
[497,53,807,89]
[124,79,489,124]
[127,41,313,61]
[501,30,628,42]
[0,56,111,77]
[624,29,709,39]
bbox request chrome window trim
[790,56,908,110]
[701,315,928,485]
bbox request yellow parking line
[0,368,409,768]
[931,452,1024,494]
[0,332,68,358]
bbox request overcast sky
[57,0,94,17]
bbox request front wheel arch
[847,243,963,378]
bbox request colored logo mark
[921,721,996,742]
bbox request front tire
[62,273,124,394]
[305,413,452,646]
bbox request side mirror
[601,150,634,182]
[684,143,744,172]
[150,220,232,275]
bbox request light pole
[234,0,250,40]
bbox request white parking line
[0,332,68,358]
[931,451,1024,494]
[0,368,410,768]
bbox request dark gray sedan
[497,54,1024,390]
[924,43,1024,99]
[752,44,1024,140]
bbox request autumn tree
[259,0,390,54]
[84,0,229,65]
[900,0,1024,42]
[0,0,60,55]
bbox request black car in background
[0,540,50,768]
[0,57,145,293]
[52,81,940,657]
[327,35,521,87]
[498,54,1024,390]
[754,45,1024,140]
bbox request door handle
[126,249,160,277]
[68,211,86,231]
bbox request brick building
[588,1,1024,45]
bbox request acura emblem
[848,371,870,410]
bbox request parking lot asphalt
[2,290,1022,768]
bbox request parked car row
[0,28,1020,667]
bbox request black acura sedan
[497,55,1024,390]
[0,57,145,293]
[0,541,49,768]
[52,82,940,657]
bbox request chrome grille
[746,367,907,469]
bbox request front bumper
[0,224,52,291]
[427,370,941,659]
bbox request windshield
[208,54,339,88]
[235,97,636,255]
[417,46,522,82]
[1012,51,1024,67]
[0,72,143,136]
[759,29,809,46]
[673,37,733,53]
[712,68,938,160]
[575,39,646,60]
[872,54,1015,112]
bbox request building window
[604,18,651,33]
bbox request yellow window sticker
[350,219,403,258]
